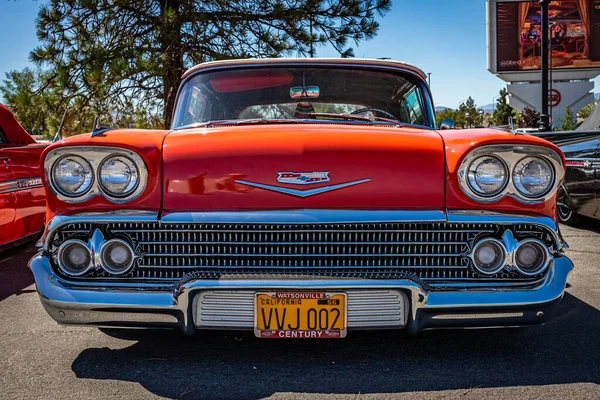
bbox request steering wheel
[350,108,398,120]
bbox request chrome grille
[193,290,408,329]
[51,221,555,283]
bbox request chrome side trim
[0,176,43,194]
[234,179,371,198]
[457,144,564,204]
[44,146,148,204]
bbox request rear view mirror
[439,118,455,130]
[290,86,320,99]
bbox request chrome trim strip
[431,312,524,320]
[234,179,371,198]
[44,146,148,204]
[457,144,564,204]
[42,211,158,250]
[447,210,563,250]
[0,176,43,195]
[160,210,447,224]
[565,158,600,169]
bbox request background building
[487,0,600,123]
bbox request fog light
[100,239,135,275]
[471,238,506,275]
[57,240,92,276]
[515,239,550,276]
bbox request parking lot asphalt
[0,221,598,400]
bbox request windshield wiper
[205,119,304,127]
[175,119,304,130]
[177,115,403,130]
[307,113,403,127]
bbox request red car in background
[0,104,47,250]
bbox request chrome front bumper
[29,252,573,334]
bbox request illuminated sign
[496,0,600,72]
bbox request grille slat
[52,221,552,284]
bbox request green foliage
[1,68,163,138]
[31,0,392,129]
[560,107,575,131]
[520,107,540,128]
[0,68,50,136]
[435,108,456,128]
[454,97,483,128]
[490,88,516,126]
[578,101,596,120]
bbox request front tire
[558,202,580,226]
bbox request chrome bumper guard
[30,251,573,334]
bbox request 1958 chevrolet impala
[30,58,573,337]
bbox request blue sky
[1,0,599,109]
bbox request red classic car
[0,104,46,250]
[29,59,572,337]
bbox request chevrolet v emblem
[235,178,371,198]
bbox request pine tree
[31,0,392,129]
[490,88,516,126]
[560,107,576,131]
[578,101,596,120]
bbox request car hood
[162,124,445,212]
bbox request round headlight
[512,157,554,198]
[57,240,93,277]
[471,238,506,275]
[99,156,140,197]
[99,239,135,275]
[467,156,508,197]
[515,239,550,276]
[52,156,93,196]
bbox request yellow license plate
[254,292,347,338]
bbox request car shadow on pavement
[564,216,600,234]
[71,292,599,399]
[0,244,37,302]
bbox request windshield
[172,67,434,129]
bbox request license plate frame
[254,291,347,339]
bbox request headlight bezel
[512,156,555,199]
[50,155,95,197]
[466,155,509,198]
[45,146,148,204]
[458,145,563,204]
[98,155,141,199]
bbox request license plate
[254,292,347,338]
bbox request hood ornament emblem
[235,172,370,198]
[277,172,330,185]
